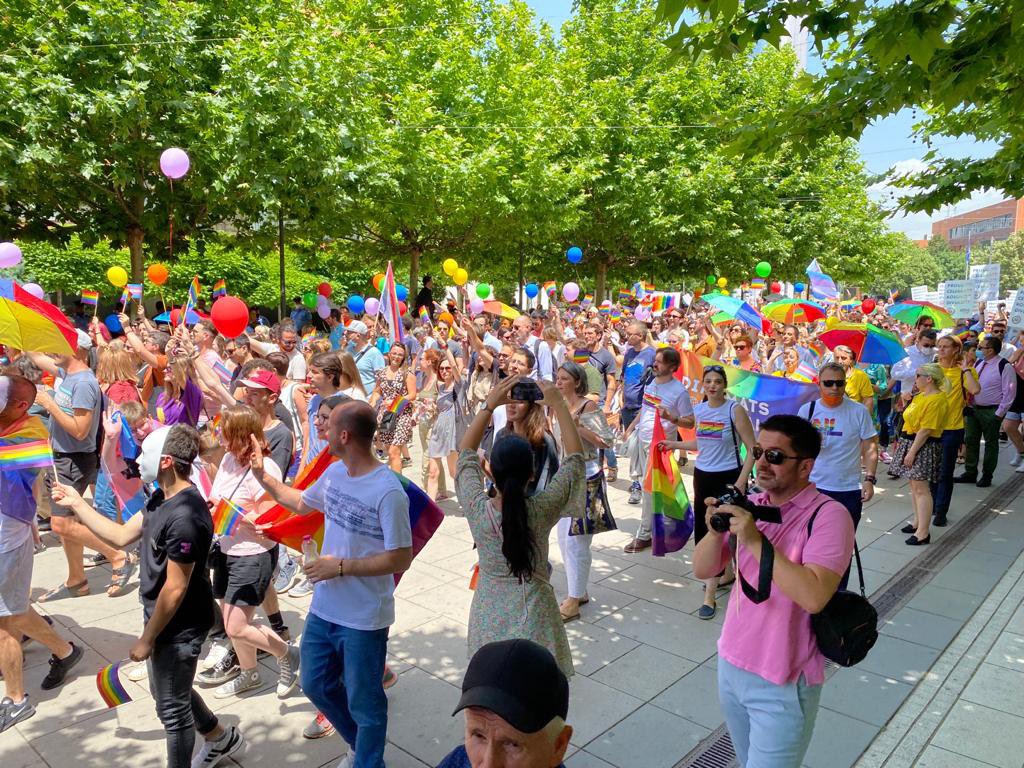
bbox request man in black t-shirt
[53,425,245,768]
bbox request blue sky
[523,0,1003,239]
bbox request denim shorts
[212,547,278,606]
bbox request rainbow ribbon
[97,661,132,708]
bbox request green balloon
[706,274,716,285]
[476,283,490,299]
[755,261,772,278]
[302,291,317,310]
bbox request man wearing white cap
[346,320,386,394]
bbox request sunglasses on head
[820,379,846,388]
[753,446,806,464]
[704,365,726,375]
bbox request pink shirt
[717,484,854,686]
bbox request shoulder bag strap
[729,532,775,605]
[807,500,866,597]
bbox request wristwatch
[864,475,877,484]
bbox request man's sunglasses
[820,379,846,388]
[753,446,806,464]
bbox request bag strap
[808,400,816,421]
[807,500,866,598]
[729,532,775,604]
[728,401,741,468]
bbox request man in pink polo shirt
[694,414,854,768]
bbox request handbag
[807,505,878,667]
[569,472,617,536]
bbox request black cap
[453,639,568,734]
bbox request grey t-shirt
[265,421,294,476]
[50,368,101,454]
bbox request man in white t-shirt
[512,315,554,381]
[622,347,695,553]
[797,362,877,588]
[250,400,412,768]
[248,322,307,383]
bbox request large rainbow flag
[255,449,443,584]
[0,416,53,524]
[643,415,694,556]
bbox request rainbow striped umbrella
[887,301,954,329]
[762,299,827,324]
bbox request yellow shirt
[845,368,875,404]
[939,364,978,431]
[902,392,947,435]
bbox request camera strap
[729,533,775,604]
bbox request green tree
[926,235,968,283]
[987,233,1024,296]
[866,234,940,294]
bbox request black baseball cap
[452,639,569,733]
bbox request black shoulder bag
[807,507,878,667]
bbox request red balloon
[169,308,181,326]
[318,282,332,297]
[397,300,407,316]
[770,281,781,294]
[861,299,876,314]
[210,296,249,338]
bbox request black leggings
[693,465,742,545]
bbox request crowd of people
[1,274,1022,768]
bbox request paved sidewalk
[2,441,1023,768]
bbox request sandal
[559,599,582,622]
[107,559,136,597]
[38,580,89,603]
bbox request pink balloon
[562,282,580,302]
[469,297,485,315]
[364,297,380,316]
[0,242,22,268]
[22,282,44,299]
[159,147,190,179]
[635,305,650,321]
[317,303,331,319]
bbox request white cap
[75,329,93,350]
[347,320,368,335]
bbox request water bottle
[301,535,318,562]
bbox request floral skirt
[889,434,940,482]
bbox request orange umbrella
[482,300,520,320]
[0,280,76,354]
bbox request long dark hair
[490,433,537,582]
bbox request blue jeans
[930,428,964,519]
[718,658,822,768]
[819,488,863,591]
[300,614,389,768]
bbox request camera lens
[710,512,732,534]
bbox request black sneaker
[85,552,108,568]
[0,696,36,733]
[197,650,239,686]
[40,642,83,690]
[36,517,51,532]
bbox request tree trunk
[409,245,421,301]
[595,259,607,303]
[127,226,144,282]
[278,207,286,322]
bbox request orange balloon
[147,263,169,285]
[372,273,385,292]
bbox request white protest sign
[1009,290,1024,334]
[911,285,929,301]
[939,280,977,319]
[970,264,1001,302]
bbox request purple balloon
[634,305,650,321]
[562,281,580,302]
[159,147,190,180]
[364,297,380,316]
[469,297,485,316]
[317,303,331,319]
[0,242,22,268]
[22,282,44,299]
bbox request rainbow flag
[610,307,622,322]
[418,305,432,325]
[212,498,246,536]
[255,449,443,585]
[80,289,99,306]
[127,283,143,300]
[378,261,405,345]
[572,349,591,365]
[212,279,227,299]
[644,415,694,556]
[0,439,53,470]
[599,305,611,316]
[695,421,726,439]
[750,278,766,291]
[119,286,130,306]
[182,276,200,324]
[617,288,633,305]
[581,293,594,309]
[643,391,662,410]
[96,661,132,708]
[543,281,557,300]
[388,396,410,416]
[651,294,676,313]
[0,416,52,524]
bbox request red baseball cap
[239,369,281,395]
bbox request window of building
[949,213,1015,241]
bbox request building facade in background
[931,197,1024,249]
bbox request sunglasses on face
[820,379,846,388]
[753,446,806,465]
[734,344,748,350]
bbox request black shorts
[47,451,100,517]
[212,547,278,607]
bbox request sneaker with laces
[198,650,239,686]
[214,668,261,699]
[627,482,642,505]
[289,578,314,598]
[41,642,83,690]
[1012,453,1024,468]
[199,640,231,672]
[0,696,36,733]
[303,711,336,739]
[191,724,244,767]
[273,553,299,593]
[276,644,301,698]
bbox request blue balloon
[396,284,408,302]
[104,313,123,334]
[347,295,365,315]
[567,246,583,264]
[524,282,539,298]
[794,282,806,293]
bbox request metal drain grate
[673,471,1024,768]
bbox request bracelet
[481,405,494,414]
[337,559,344,578]
[864,475,876,484]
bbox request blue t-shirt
[329,324,347,350]
[621,345,657,410]
[436,745,562,768]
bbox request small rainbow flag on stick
[617,289,633,304]
[542,281,557,299]
[644,415,694,556]
[97,661,133,708]
[212,498,246,536]
[0,439,54,471]
[80,289,99,306]
[212,279,227,299]
[388,396,410,417]
[572,349,591,365]
[418,305,431,325]
[119,286,131,307]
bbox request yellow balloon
[443,258,458,277]
[716,277,728,288]
[107,266,128,288]
[720,289,729,295]
[825,316,840,330]
[454,267,469,286]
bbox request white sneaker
[1011,453,1024,468]
[126,662,148,682]
[213,669,261,699]
[1016,462,1024,473]
[276,645,300,698]
[337,754,354,768]
[199,641,230,672]
[191,725,244,767]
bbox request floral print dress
[455,449,586,677]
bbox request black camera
[709,485,782,533]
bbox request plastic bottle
[301,535,318,562]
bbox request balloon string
[168,178,174,262]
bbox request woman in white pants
[554,361,615,622]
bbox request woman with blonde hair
[96,344,142,405]
[197,405,299,699]
[931,333,980,526]
[155,357,202,426]
[337,351,368,401]
[891,364,948,545]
